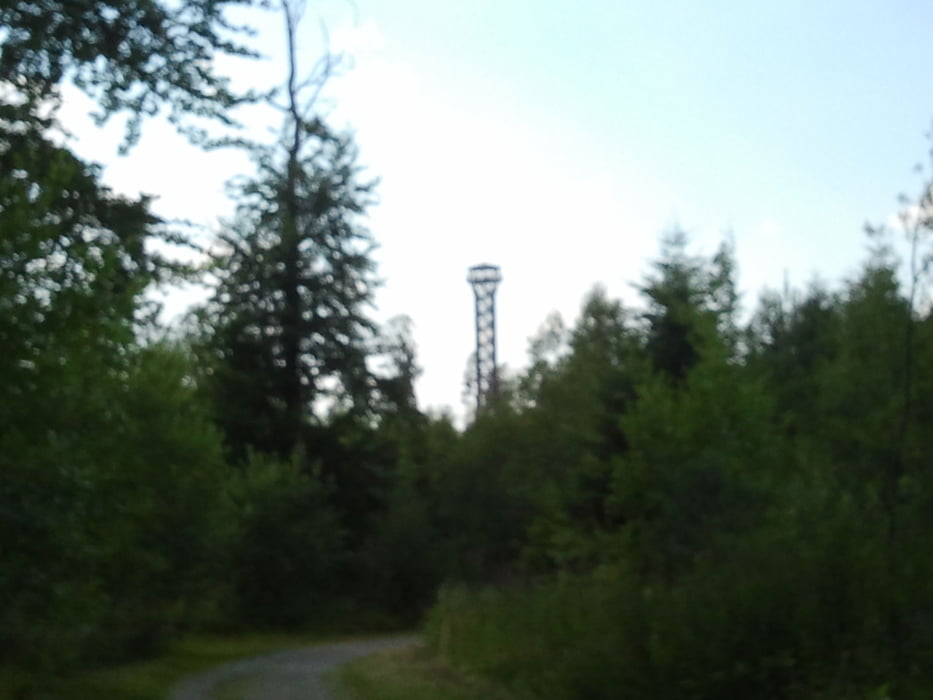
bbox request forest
[3,1,933,699]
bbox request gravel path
[167,635,418,700]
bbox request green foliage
[609,353,778,578]
[426,501,933,699]
[192,4,380,462]
[432,406,538,583]
[226,452,345,628]
[639,230,737,380]
[516,289,643,571]
[0,77,237,676]
[0,340,232,671]
[335,645,522,700]
[8,4,933,694]
[87,344,233,658]
[0,0,403,682]
[424,227,933,699]
[746,283,840,438]
[0,120,155,368]
[0,0,259,145]
[356,475,444,621]
[372,315,422,420]
[0,115,231,670]
[200,122,379,460]
[0,4,253,667]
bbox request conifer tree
[202,0,378,459]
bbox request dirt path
[167,635,418,700]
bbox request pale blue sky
[64,1,933,414]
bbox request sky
[60,1,933,416]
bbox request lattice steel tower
[468,264,502,410]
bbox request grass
[331,645,521,700]
[0,631,339,700]
[212,675,257,700]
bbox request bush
[226,452,345,628]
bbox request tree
[0,122,234,670]
[0,0,260,145]
[0,121,153,373]
[0,0,263,673]
[227,451,344,628]
[638,231,737,381]
[746,282,840,438]
[372,314,422,421]
[201,0,378,461]
[518,289,646,572]
[867,175,933,523]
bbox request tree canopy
[0,0,260,145]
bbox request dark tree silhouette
[202,0,378,460]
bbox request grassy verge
[0,631,339,700]
[332,645,521,700]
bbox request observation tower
[467,264,502,411]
